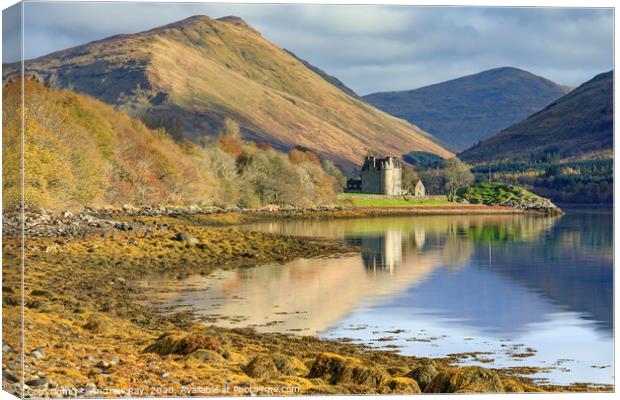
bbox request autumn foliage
[2,80,346,211]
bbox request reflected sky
[142,208,613,385]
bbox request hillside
[283,49,360,99]
[2,79,343,211]
[364,67,570,152]
[3,15,452,168]
[460,71,613,163]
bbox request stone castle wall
[360,156,402,195]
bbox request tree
[401,167,420,194]
[321,159,347,192]
[442,158,474,201]
[218,118,242,157]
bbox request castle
[347,155,404,195]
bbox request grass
[338,193,453,207]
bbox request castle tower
[360,155,402,195]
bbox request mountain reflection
[241,212,612,336]
[145,211,612,338]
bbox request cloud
[2,3,613,94]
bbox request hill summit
[3,15,452,168]
[364,67,570,152]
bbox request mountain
[283,49,359,99]
[460,71,613,163]
[363,67,571,152]
[3,15,452,168]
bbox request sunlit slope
[5,15,452,167]
[2,79,219,211]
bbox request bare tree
[442,158,474,202]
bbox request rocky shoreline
[4,201,540,239]
[3,207,604,397]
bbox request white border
[0,1,616,400]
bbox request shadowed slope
[364,67,570,152]
[460,71,613,163]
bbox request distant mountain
[363,67,570,152]
[460,71,613,164]
[3,15,451,168]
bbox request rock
[30,289,51,297]
[84,382,97,393]
[448,366,504,393]
[308,352,389,387]
[143,332,221,356]
[3,342,14,354]
[502,378,525,392]
[425,367,504,393]
[62,211,73,218]
[114,222,132,231]
[187,350,224,363]
[95,360,111,369]
[171,232,199,246]
[26,377,49,387]
[272,354,309,376]
[406,362,438,391]
[424,371,452,393]
[3,296,20,306]
[243,354,280,379]
[161,372,170,378]
[31,350,45,359]
[26,300,45,309]
[83,314,111,334]
[385,377,421,393]
[3,371,19,383]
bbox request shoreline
[3,208,606,396]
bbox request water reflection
[143,209,613,385]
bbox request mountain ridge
[459,70,613,163]
[3,15,452,168]
[363,67,571,151]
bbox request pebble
[95,360,111,369]
[30,350,44,359]
[3,342,14,353]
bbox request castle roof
[361,155,401,172]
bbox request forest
[471,156,613,204]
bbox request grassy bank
[338,193,453,207]
[2,213,607,396]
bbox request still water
[144,208,613,385]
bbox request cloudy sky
[2,2,614,95]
